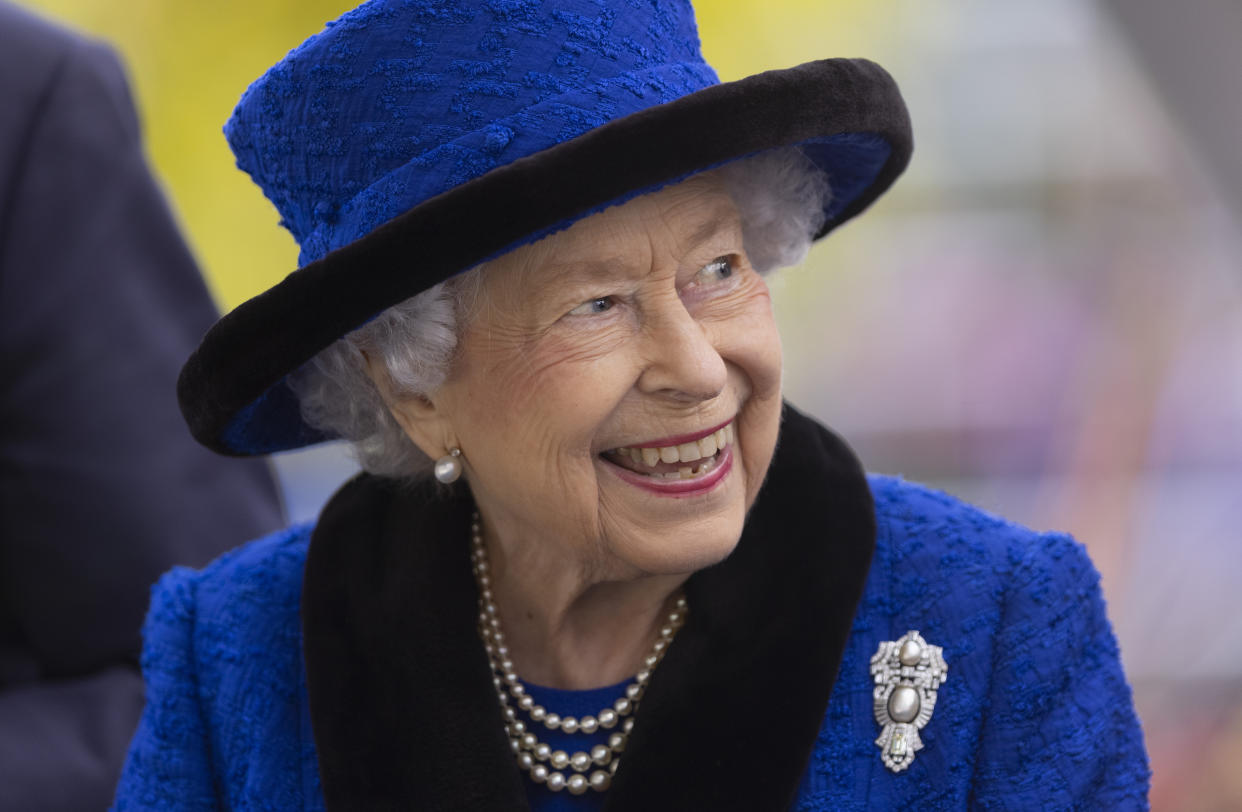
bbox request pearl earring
[434,447,463,483]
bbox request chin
[606,499,748,577]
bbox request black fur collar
[302,403,876,810]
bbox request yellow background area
[21,0,882,311]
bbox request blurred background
[17,0,1241,807]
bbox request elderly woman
[114,1,1149,810]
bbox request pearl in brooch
[869,630,948,773]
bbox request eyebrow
[539,255,634,286]
[685,205,738,249]
[540,205,739,283]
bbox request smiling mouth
[601,421,735,480]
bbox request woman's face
[399,173,783,578]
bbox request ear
[362,351,456,460]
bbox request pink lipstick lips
[606,443,734,496]
[600,418,736,497]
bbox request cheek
[710,288,784,503]
[707,283,783,401]
[531,327,637,404]
[737,315,783,400]
[455,326,636,465]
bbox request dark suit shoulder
[0,2,127,117]
[0,2,79,74]
[0,3,137,234]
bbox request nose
[636,296,728,403]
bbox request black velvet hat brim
[178,58,912,455]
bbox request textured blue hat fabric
[226,0,719,268]
[180,0,913,455]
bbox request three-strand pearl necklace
[470,515,688,795]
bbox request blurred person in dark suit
[0,3,284,809]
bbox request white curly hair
[288,147,831,478]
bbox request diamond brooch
[869,630,947,773]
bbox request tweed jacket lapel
[302,403,876,810]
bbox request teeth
[610,421,734,472]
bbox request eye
[696,255,735,284]
[568,296,615,316]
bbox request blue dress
[112,407,1150,810]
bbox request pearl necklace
[469,514,688,795]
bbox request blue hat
[179,0,912,455]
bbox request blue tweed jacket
[113,408,1149,810]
